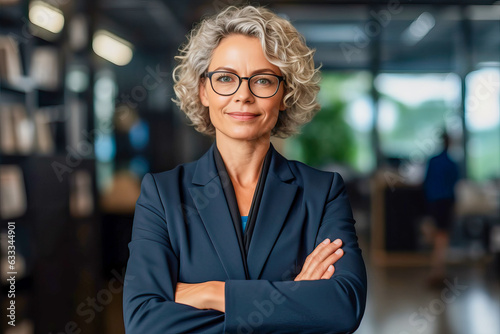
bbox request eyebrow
[212,66,280,76]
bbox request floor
[356,253,500,334]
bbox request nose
[233,78,254,103]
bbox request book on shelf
[0,164,27,220]
[0,104,64,155]
[12,104,35,154]
[70,170,94,218]
[0,35,23,86]
[34,109,56,154]
[0,104,16,154]
[0,104,36,154]
[30,46,60,90]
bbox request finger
[316,248,343,280]
[316,239,342,261]
[302,240,342,278]
[303,238,340,270]
[310,248,342,280]
[301,238,331,273]
[323,247,343,267]
[320,264,335,279]
[295,238,343,281]
[307,238,332,261]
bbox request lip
[226,112,260,121]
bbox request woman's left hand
[175,281,225,312]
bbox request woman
[123,5,366,334]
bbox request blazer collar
[189,141,298,280]
[191,142,295,185]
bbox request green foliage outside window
[286,72,367,170]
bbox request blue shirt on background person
[424,150,459,203]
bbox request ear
[279,96,286,112]
[199,79,209,107]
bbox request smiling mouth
[226,112,260,121]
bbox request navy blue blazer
[123,143,367,334]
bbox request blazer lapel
[189,144,247,280]
[246,145,298,279]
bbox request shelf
[0,1,102,333]
[0,80,65,106]
[0,154,32,162]
[0,79,35,94]
[0,88,26,104]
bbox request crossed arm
[174,237,346,313]
[123,172,366,333]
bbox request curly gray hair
[172,5,321,138]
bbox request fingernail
[322,238,330,245]
[334,239,342,245]
[328,265,334,272]
[335,248,343,254]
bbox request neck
[215,134,270,188]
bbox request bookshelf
[0,1,103,333]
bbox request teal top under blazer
[123,142,367,334]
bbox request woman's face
[199,34,285,143]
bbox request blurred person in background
[423,132,460,287]
[122,5,367,333]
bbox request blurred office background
[0,0,499,333]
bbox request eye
[255,78,271,85]
[252,75,277,86]
[215,74,235,83]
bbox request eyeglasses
[204,71,285,98]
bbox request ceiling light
[92,30,133,66]
[402,12,435,46]
[29,1,65,34]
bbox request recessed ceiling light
[29,1,65,34]
[92,30,133,66]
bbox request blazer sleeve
[223,172,367,334]
[122,173,225,334]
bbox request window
[285,71,375,173]
[465,68,500,181]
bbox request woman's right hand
[294,238,344,281]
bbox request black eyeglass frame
[204,71,285,98]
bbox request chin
[227,130,266,141]
[230,133,260,141]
